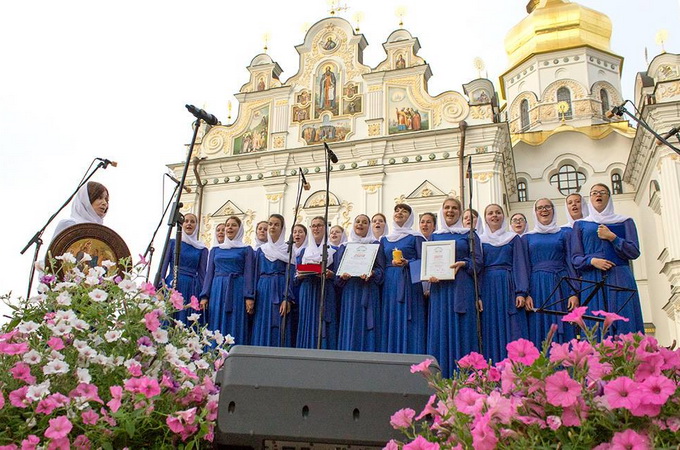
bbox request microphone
[605,101,628,119]
[185,104,220,126]
[656,126,680,145]
[95,157,118,169]
[323,142,339,163]
[299,167,311,190]
[466,156,472,179]
[165,173,192,193]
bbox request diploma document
[337,243,380,278]
[420,240,456,281]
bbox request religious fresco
[296,90,311,105]
[387,87,429,135]
[301,115,350,145]
[471,89,492,105]
[343,96,362,115]
[321,35,339,52]
[292,105,311,123]
[233,105,269,154]
[395,53,407,69]
[315,63,340,118]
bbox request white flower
[138,302,152,311]
[34,260,45,272]
[26,417,37,428]
[164,345,178,358]
[73,339,88,351]
[94,354,114,367]
[118,279,137,294]
[72,319,90,331]
[93,266,106,277]
[151,329,168,344]
[139,345,157,356]
[55,310,76,323]
[27,294,47,304]
[104,330,122,342]
[54,281,76,291]
[80,252,93,262]
[17,321,40,334]
[37,283,49,294]
[113,356,125,366]
[55,252,76,264]
[85,275,100,286]
[185,338,202,353]
[48,321,73,336]
[26,381,51,401]
[43,359,70,375]
[195,360,209,370]
[88,289,108,302]
[224,334,235,346]
[188,313,201,322]
[213,330,225,346]
[81,347,98,359]
[71,267,86,278]
[77,368,92,384]
[101,260,116,269]
[91,335,104,346]
[56,291,72,306]
[49,350,65,361]
[23,350,42,365]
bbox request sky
[1,0,679,321]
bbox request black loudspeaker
[214,345,436,449]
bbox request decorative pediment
[406,180,447,199]
[239,53,284,94]
[303,190,340,209]
[374,29,427,73]
[211,200,245,218]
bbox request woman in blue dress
[199,216,254,345]
[561,193,588,230]
[571,184,643,335]
[253,221,268,250]
[479,204,529,363]
[380,204,427,354]
[251,214,294,347]
[427,198,483,377]
[510,213,528,236]
[296,216,338,349]
[336,214,385,351]
[159,213,209,326]
[523,198,579,347]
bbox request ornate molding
[243,209,255,245]
[362,184,381,194]
[657,81,680,101]
[266,193,283,202]
[339,200,354,231]
[272,135,285,149]
[473,172,494,183]
[368,123,382,136]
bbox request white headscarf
[293,226,308,257]
[510,213,528,236]
[583,195,630,225]
[348,215,377,244]
[217,221,248,250]
[212,224,225,247]
[54,182,104,236]
[372,215,389,240]
[261,223,291,263]
[561,195,590,228]
[434,203,469,235]
[384,209,425,242]
[253,222,268,249]
[528,199,561,234]
[480,215,516,247]
[302,231,336,265]
[331,227,348,247]
[181,216,207,250]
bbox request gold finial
[327,0,349,15]
[655,29,669,54]
[395,6,407,27]
[473,57,486,79]
[227,101,233,122]
[262,32,271,53]
[557,101,570,122]
[353,11,364,32]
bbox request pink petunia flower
[639,375,675,406]
[140,282,156,296]
[44,415,73,440]
[166,416,184,433]
[454,388,485,416]
[138,377,161,399]
[107,385,123,413]
[389,408,416,429]
[457,352,488,370]
[169,290,184,310]
[383,440,399,450]
[410,358,434,375]
[591,310,629,334]
[143,311,161,332]
[72,435,91,450]
[189,295,200,310]
[10,362,36,384]
[47,437,70,450]
[0,391,4,409]
[415,394,438,420]
[36,398,58,415]
[546,415,562,430]
[0,341,29,355]
[20,435,39,450]
[545,370,581,407]
[403,436,440,450]
[9,386,30,408]
[562,397,588,427]
[506,339,540,365]
[0,445,18,450]
[604,376,642,411]
[47,337,65,351]
[610,429,650,450]
[562,306,588,330]
[471,413,498,450]
[81,409,99,425]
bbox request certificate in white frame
[420,240,456,281]
[336,243,380,278]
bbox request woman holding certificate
[295,216,338,350]
[427,198,483,377]
[523,198,579,347]
[479,204,529,363]
[380,204,426,354]
[336,214,385,351]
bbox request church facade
[169,0,680,346]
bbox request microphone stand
[611,103,680,155]
[317,143,335,349]
[280,169,306,347]
[153,120,202,290]
[466,157,483,354]
[20,159,111,298]
[143,178,181,283]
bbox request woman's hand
[392,258,408,267]
[360,271,373,281]
[279,300,291,316]
[428,276,439,283]
[524,296,534,311]
[477,299,483,312]
[450,261,466,276]
[597,224,617,242]
[245,299,255,315]
[516,296,525,308]
[591,257,615,271]
[199,298,208,311]
[325,269,334,279]
[567,295,579,311]
[341,272,351,280]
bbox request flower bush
[0,254,230,449]
[387,308,680,449]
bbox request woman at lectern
[295,216,338,350]
[571,184,643,335]
[53,181,109,238]
[380,203,426,355]
[251,214,295,347]
[159,213,209,326]
[336,214,385,352]
[427,197,483,377]
[199,216,254,346]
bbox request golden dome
[505,0,612,67]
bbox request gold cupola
[505,0,613,67]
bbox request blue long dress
[251,250,294,347]
[427,232,483,378]
[522,230,577,347]
[335,243,385,351]
[571,220,643,335]
[295,249,338,350]
[199,246,255,345]
[381,234,426,354]
[160,240,208,326]
[480,236,529,363]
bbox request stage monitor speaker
[214,345,437,449]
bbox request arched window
[520,99,530,132]
[549,164,586,195]
[556,87,573,120]
[600,89,610,118]
[517,180,528,202]
[611,172,623,194]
